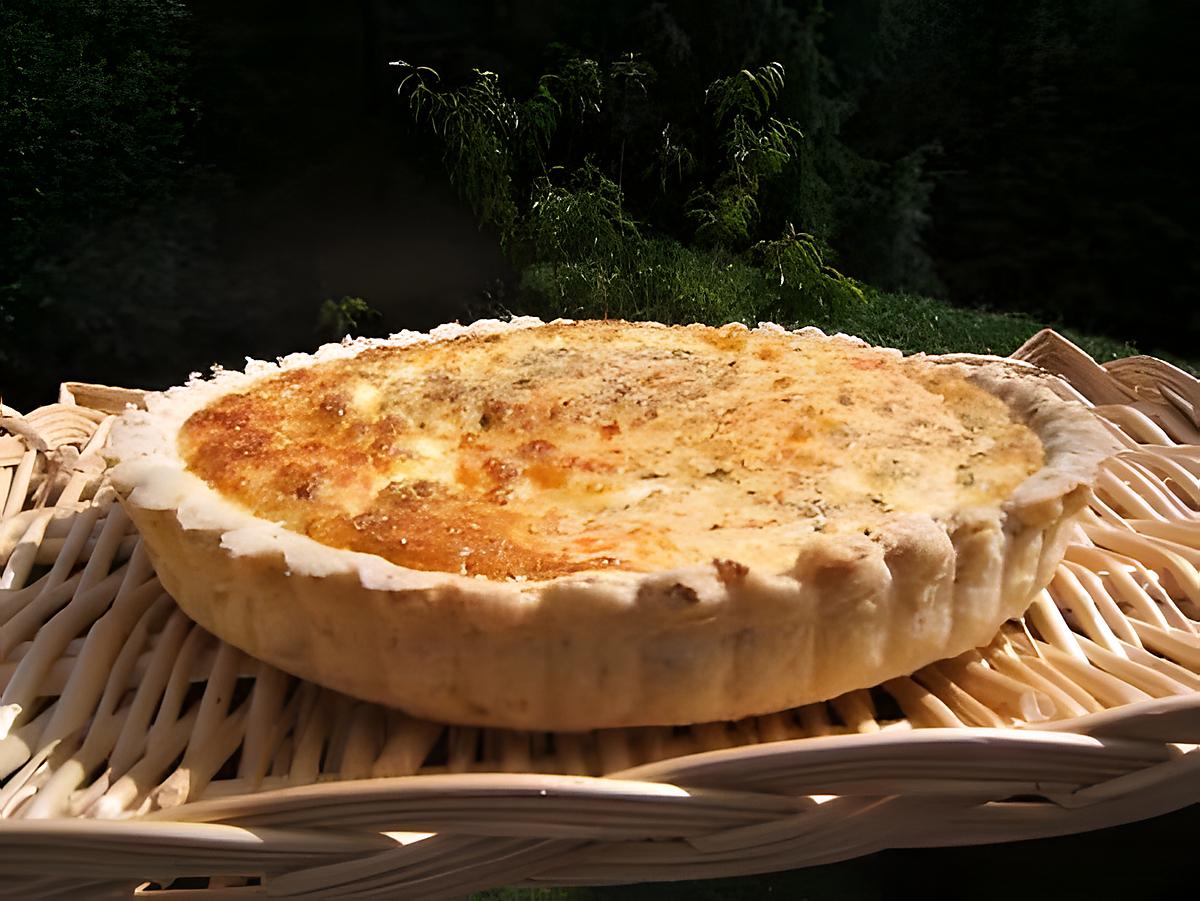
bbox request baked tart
[107,319,1119,729]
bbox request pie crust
[107,319,1120,730]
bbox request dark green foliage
[396,51,864,328]
[812,288,1137,365]
[394,41,1161,369]
[687,63,803,248]
[401,66,525,239]
[518,239,757,324]
[317,297,383,341]
[523,162,640,266]
[612,0,942,295]
[1,0,191,395]
[825,0,1200,346]
[752,223,865,318]
[1,0,189,254]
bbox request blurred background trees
[2,0,193,396]
[3,0,1196,407]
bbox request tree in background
[627,0,941,296]
[448,0,944,296]
[825,0,1199,343]
[396,51,864,327]
[415,0,1193,345]
[1,0,195,398]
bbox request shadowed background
[3,0,1197,408]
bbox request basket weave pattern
[0,331,1197,898]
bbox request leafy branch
[707,62,789,125]
[317,296,382,340]
[394,49,860,329]
[689,62,804,248]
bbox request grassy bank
[795,288,1139,362]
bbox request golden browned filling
[178,322,1043,579]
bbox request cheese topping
[177,322,1043,579]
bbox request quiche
[107,319,1118,730]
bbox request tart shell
[107,320,1120,730]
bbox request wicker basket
[0,329,1197,899]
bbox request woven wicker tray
[1,329,1197,898]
